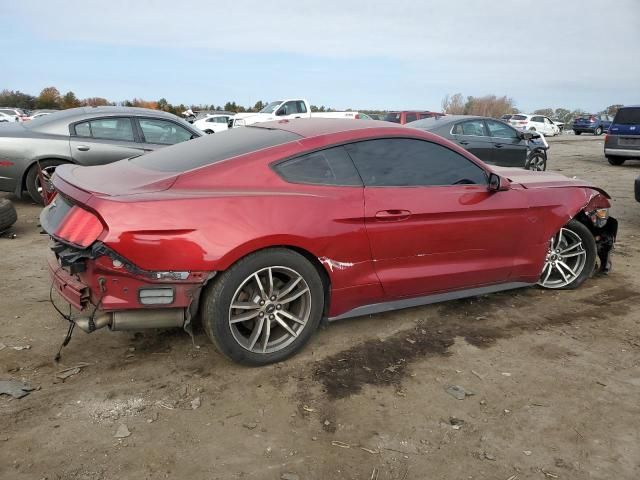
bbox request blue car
[572,113,613,135]
[604,105,640,166]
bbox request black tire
[575,131,582,135]
[538,219,596,290]
[607,156,626,166]
[204,130,214,134]
[26,159,68,205]
[0,198,18,232]
[595,126,603,136]
[201,248,325,365]
[525,152,547,171]
[529,127,536,132]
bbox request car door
[484,120,528,167]
[450,119,494,162]
[344,138,530,298]
[69,117,146,166]
[135,117,196,152]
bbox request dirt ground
[1,135,639,480]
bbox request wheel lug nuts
[269,314,274,320]
[259,300,265,306]
[270,296,276,301]
[259,312,264,317]
[276,305,281,310]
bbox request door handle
[76,145,90,151]
[458,140,469,145]
[375,209,412,221]
[493,143,503,148]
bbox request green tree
[533,108,554,117]
[0,89,36,109]
[605,104,623,116]
[82,97,110,107]
[554,108,570,122]
[253,100,265,112]
[36,87,61,109]
[60,91,81,109]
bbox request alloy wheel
[528,154,546,171]
[228,266,312,354]
[537,228,587,288]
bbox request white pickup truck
[231,99,366,127]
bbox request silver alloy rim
[529,154,545,171]
[537,228,587,288]
[228,266,311,354]
[36,165,57,194]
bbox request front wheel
[575,131,582,135]
[525,152,547,171]
[537,220,596,290]
[595,126,603,136]
[201,248,325,365]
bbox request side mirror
[520,131,534,140]
[488,172,509,192]
[275,108,286,116]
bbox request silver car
[0,106,201,203]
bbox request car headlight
[588,208,609,228]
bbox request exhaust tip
[73,313,112,333]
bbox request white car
[193,114,233,134]
[509,114,561,136]
[0,109,22,122]
[0,112,14,123]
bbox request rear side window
[131,126,301,172]
[383,112,401,123]
[486,120,519,139]
[345,138,487,187]
[296,101,308,114]
[274,146,362,186]
[138,118,193,145]
[512,115,527,121]
[453,120,486,136]
[73,117,135,141]
[613,108,640,125]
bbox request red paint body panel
[45,119,613,319]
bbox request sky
[2,0,639,112]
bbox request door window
[531,116,543,123]
[345,138,487,187]
[405,112,418,123]
[279,101,300,115]
[73,117,134,141]
[296,101,307,114]
[274,146,362,186]
[452,119,486,136]
[485,120,519,139]
[138,118,193,145]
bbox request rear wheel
[537,220,596,290]
[26,159,68,204]
[201,248,324,365]
[204,129,214,134]
[607,156,626,166]
[595,126,603,136]
[575,131,582,135]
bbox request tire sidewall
[26,159,67,204]
[526,152,546,171]
[202,248,324,365]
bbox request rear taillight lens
[55,206,105,248]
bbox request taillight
[589,116,596,123]
[55,206,105,248]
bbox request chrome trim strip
[328,282,532,321]
[605,148,640,157]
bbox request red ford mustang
[42,119,617,365]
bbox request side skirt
[328,282,533,321]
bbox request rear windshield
[130,126,301,172]
[576,115,593,119]
[613,108,640,125]
[511,115,527,120]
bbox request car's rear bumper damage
[46,240,211,333]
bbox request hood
[493,167,610,198]
[53,159,179,198]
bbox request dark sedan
[407,115,546,170]
[0,106,201,203]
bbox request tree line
[0,87,343,115]
[441,92,623,123]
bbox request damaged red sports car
[42,119,618,365]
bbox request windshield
[259,101,283,114]
[512,115,527,120]
[613,108,640,125]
